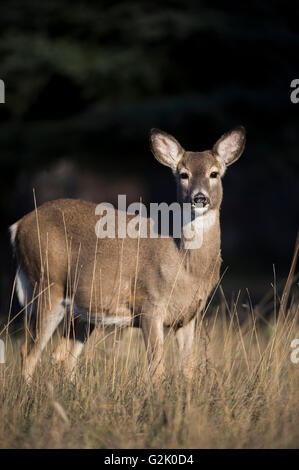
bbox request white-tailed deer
[10,127,245,383]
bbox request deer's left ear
[213,126,246,166]
[150,129,184,170]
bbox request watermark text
[0,80,5,104]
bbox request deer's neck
[180,209,221,278]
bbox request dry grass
[0,283,298,449]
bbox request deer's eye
[180,172,189,180]
[210,171,219,178]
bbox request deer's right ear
[213,126,246,167]
[150,129,184,170]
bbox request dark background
[0,0,298,323]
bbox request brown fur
[11,126,246,383]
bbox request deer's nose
[192,193,210,207]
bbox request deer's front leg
[141,314,164,384]
[175,317,196,379]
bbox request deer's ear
[213,126,246,166]
[150,129,184,170]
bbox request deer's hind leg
[53,315,95,379]
[21,285,65,383]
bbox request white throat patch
[182,209,217,249]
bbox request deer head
[150,127,246,217]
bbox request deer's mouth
[190,192,210,216]
[192,204,210,216]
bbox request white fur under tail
[9,222,33,308]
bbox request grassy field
[0,275,298,449]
